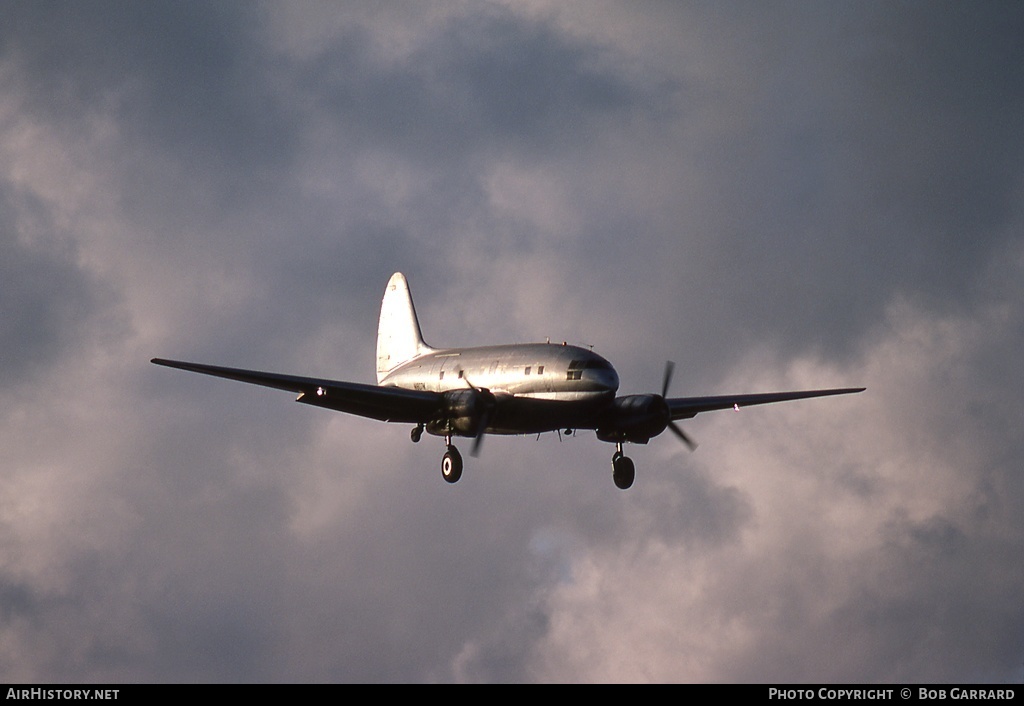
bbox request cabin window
[538,366,544,374]
[458,370,464,379]
[525,366,531,375]
[439,371,444,380]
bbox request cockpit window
[567,358,610,380]
[569,358,611,370]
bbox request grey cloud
[304,11,667,163]
[6,2,296,176]
[1,0,1022,684]
[649,3,1024,373]
[0,184,102,389]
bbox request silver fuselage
[379,342,619,435]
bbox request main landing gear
[415,426,636,490]
[441,438,463,484]
[412,426,465,484]
[612,443,635,490]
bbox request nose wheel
[612,446,635,490]
[441,442,463,484]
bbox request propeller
[471,408,491,457]
[660,360,697,451]
[661,360,674,397]
[459,369,495,457]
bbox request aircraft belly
[485,395,608,435]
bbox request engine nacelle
[427,388,496,437]
[596,394,671,444]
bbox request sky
[1,0,1022,683]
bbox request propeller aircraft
[153,273,863,489]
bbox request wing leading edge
[668,387,865,420]
[150,358,443,423]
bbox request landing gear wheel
[612,453,635,490]
[441,445,463,484]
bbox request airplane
[152,272,864,490]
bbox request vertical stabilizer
[376,273,433,383]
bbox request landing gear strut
[441,437,463,484]
[611,443,635,490]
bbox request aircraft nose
[586,367,619,394]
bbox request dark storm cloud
[839,5,1024,297]
[5,0,664,209]
[3,1,669,364]
[303,10,666,162]
[5,1,296,176]
[0,184,102,388]
[1,0,1022,684]
[650,3,1024,374]
[265,7,677,334]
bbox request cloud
[0,1,1021,683]
[0,184,104,388]
[521,258,1024,681]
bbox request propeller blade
[471,411,490,457]
[662,360,676,398]
[458,367,495,457]
[667,420,698,451]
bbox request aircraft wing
[668,387,865,420]
[151,358,443,423]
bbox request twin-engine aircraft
[153,272,863,489]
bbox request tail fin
[376,272,434,383]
